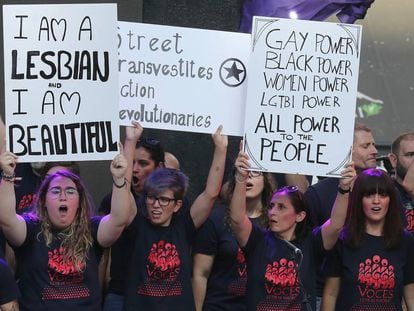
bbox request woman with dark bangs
[192,166,276,311]
[229,147,355,311]
[0,147,131,311]
[322,168,414,311]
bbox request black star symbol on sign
[219,58,246,87]
[225,61,244,81]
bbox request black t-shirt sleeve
[403,231,414,285]
[324,242,342,278]
[193,217,218,256]
[98,192,112,215]
[243,221,262,255]
[304,185,320,227]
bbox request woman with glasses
[229,147,355,311]
[322,169,414,310]
[192,166,276,311]
[122,126,228,311]
[99,121,165,311]
[0,147,131,311]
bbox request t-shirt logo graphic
[355,255,395,308]
[43,246,90,300]
[404,208,414,232]
[257,258,301,310]
[228,247,247,296]
[138,240,182,296]
[358,255,395,289]
[18,193,36,211]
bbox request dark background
[1,0,412,205]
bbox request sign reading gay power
[118,21,250,136]
[243,17,362,177]
[3,4,119,162]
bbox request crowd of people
[1,117,414,311]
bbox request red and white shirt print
[227,247,248,296]
[42,246,90,300]
[137,240,182,296]
[357,255,395,304]
[256,257,301,310]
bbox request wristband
[113,178,126,188]
[338,186,351,194]
[1,172,16,182]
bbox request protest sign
[244,17,362,177]
[118,21,250,136]
[3,3,119,162]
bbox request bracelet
[235,172,248,183]
[338,186,351,194]
[1,172,16,182]
[113,178,126,188]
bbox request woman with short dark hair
[322,168,414,310]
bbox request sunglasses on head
[139,137,161,150]
[276,185,299,194]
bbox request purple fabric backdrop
[240,0,375,33]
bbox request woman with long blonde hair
[0,146,131,311]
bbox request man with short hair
[388,132,414,231]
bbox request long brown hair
[34,170,94,272]
[225,169,276,229]
[341,168,403,249]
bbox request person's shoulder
[307,177,339,192]
[98,192,113,215]
[21,212,39,224]
[402,230,414,241]
[209,202,227,219]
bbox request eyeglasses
[47,187,79,199]
[249,170,263,178]
[146,194,176,207]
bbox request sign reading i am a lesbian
[118,21,250,136]
[3,4,119,162]
[243,17,362,177]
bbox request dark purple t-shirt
[325,231,414,311]
[124,208,196,311]
[14,215,103,311]
[243,223,324,311]
[193,204,265,311]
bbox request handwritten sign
[244,17,362,177]
[3,4,119,162]
[118,21,250,136]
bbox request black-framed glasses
[146,194,176,207]
[47,187,79,199]
[249,170,263,178]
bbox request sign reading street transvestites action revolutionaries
[243,17,362,177]
[118,21,250,136]
[3,3,119,162]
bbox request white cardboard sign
[244,17,362,177]
[118,21,250,136]
[3,4,119,162]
